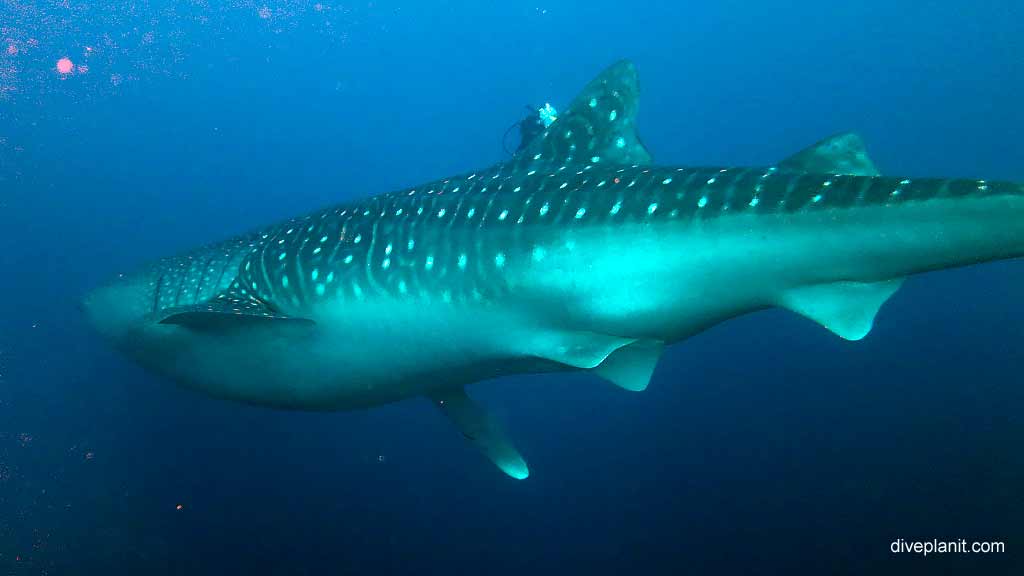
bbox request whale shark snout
[82,274,157,342]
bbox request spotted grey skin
[84,61,1024,479]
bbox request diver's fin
[778,132,881,176]
[430,387,529,480]
[517,60,652,167]
[591,339,665,392]
[778,279,904,341]
[157,286,313,330]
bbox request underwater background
[1,1,1023,574]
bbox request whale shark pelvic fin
[590,339,665,392]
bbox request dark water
[1,1,1023,574]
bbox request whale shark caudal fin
[515,59,653,168]
[157,287,314,331]
[429,387,530,480]
[778,132,880,177]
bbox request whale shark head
[82,273,157,343]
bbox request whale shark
[83,60,1024,479]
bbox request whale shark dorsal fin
[157,288,313,331]
[591,339,665,392]
[779,279,904,341]
[778,132,881,176]
[517,59,653,168]
[430,387,529,480]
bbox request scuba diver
[503,103,558,155]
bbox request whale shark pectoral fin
[156,294,313,331]
[779,279,905,341]
[591,339,665,392]
[778,132,881,177]
[429,388,529,480]
[158,308,314,330]
[518,59,653,167]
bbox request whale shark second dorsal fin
[778,132,881,176]
[516,60,653,168]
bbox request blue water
[2,1,1023,573]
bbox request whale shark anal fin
[429,387,530,480]
[779,279,904,341]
